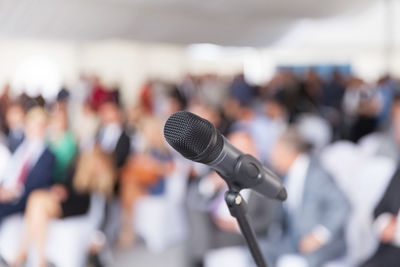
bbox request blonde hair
[73,146,116,197]
[138,115,167,151]
[25,106,48,125]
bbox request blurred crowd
[0,68,400,267]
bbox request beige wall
[0,39,399,106]
[0,40,247,106]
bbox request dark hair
[278,126,313,153]
[57,88,70,102]
[263,90,287,107]
[168,87,187,109]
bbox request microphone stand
[225,189,268,267]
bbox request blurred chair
[204,246,249,267]
[0,194,105,267]
[134,157,190,253]
[358,132,399,161]
[276,254,309,267]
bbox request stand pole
[225,190,268,267]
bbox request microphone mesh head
[164,111,223,163]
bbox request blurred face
[25,118,47,141]
[6,105,25,129]
[269,140,298,175]
[49,109,67,136]
[167,97,182,115]
[228,132,257,156]
[99,102,121,125]
[143,120,164,148]
[222,98,241,120]
[190,104,221,127]
[264,101,285,120]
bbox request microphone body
[164,111,287,201]
[209,137,287,200]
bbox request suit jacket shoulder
[25,147,55,194]
[115,129,131,168]
[2,147,57,216]
[374,166,400,217]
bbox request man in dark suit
[262,127,350,267]
[97,100,130,169]
[95,100,130,256]
[359,167,400,267]
[359,95,400,267]
[0,107,55,223]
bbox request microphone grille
[164,111,223,163]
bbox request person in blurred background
[229,73,257,107]
[196,74,229,108]
[73,102,99,151]
[5,102,25,153]
[260,91,289,159]
[374,75,398,131]
[297,69,323,115]
[262,70,303,123]
[0,65,399,267]
[97,100,130,171]
[48,105,77,184]
[322,70,346,111]
[10,146,115,267]
[224,97,268,161]
[0,107,55,223]
[94,99,131,266]
[189,102,224,132]
[360,169,400,267]
[262,127,350,267]
[88,77,111,112]
[342,78,383,142]
[164,86,187,117]
[118,116,174,248]
[359,96,400,267]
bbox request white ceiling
[0,0,377,46]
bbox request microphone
[164,111,287,201]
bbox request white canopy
[275,1,400,48]
[0,0,377,46]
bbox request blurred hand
[214,217,240,233]
[134,154,160,170]
[0,187,19,203]
[50,184,68,202]
[380,217,397,244]
[299,233,323,254]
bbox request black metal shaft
[225,190,268,267]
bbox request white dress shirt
[98,123,122,153]
[0,144,10,178]
[284,154,310,214]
